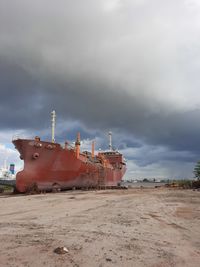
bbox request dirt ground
[0,188,199,267]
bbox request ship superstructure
[0,160,15,181]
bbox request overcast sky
[1,0,200,179]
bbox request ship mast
[108,131,112,151]
[51,110,56,143]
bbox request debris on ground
[54,247,69,254]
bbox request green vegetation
[0,185,14,193]
[194,160,200,180]
[175,180,192,189]
[164,179,200,189]
[142,178,149,182]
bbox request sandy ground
[0,188,200,267]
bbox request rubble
[54,247,69,254]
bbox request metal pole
[109,131,112,151]
[51,110,56,143]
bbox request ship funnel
[51,110,56,143]
[75,132,81,159]
[108,131,112,151]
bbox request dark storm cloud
[1,0,200,157]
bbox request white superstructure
[0,163,15,180]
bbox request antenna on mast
[108,131,112,151]
[51,110,56,143]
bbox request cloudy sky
[1,0,200,179]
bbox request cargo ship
[13,111,126,193]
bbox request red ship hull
[13,138,126,193]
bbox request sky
[0,0,200,179]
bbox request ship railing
[12,134,33,141]
[12,134,21,141]
[61,142,75,150]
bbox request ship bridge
[99,151,123,166]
